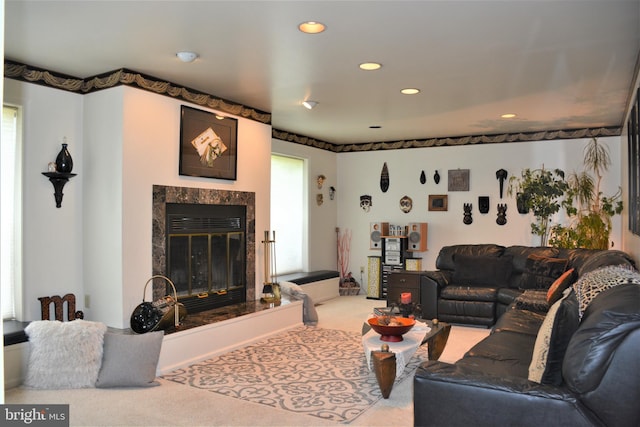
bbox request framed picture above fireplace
[179,105,238,180]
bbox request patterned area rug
[162,326,428,424]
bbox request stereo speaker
[407,222,428,252]
[369,222,389,249]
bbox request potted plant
[549,138,623,249]
[508,167,569,246]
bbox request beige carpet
[4,295,489,426]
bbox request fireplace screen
[166,203,246,313]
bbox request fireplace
[152,185,256,313]
[165,203,246,313]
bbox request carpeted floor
[4,295,490,426]
[161,325,428,424]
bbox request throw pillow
[96,331,164,388]
[547,268,576,306]
[572,264,640,319]
[24,319,107,389]
[452,254,512,286]
[528,289,579,385]
[519,254,568,290]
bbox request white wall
[4,79,84,322]
[337,137,623,282]
[272,138,338,272]
[5,79,272,328]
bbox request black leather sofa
[419,244,634,326]
[414,245,640,427]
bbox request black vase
[55,143,73,173]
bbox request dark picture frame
[448,169,470,191]
[179,105,238,180]
[428,194,448,211]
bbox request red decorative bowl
[367,317,416,342]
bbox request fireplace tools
[261,230,280,303]
[130,275,187,334]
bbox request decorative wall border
[272,126,622,153]
[4,60,271,124]
[5,59,622,153]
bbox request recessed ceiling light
[298,21,326,34]
[359,62,382,71]
[401,88,420,95]
[302,100,318,109]
[176,51,199,63]
[501,113,517,118]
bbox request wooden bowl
[367,317,415,342]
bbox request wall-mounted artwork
[179,105,238,180]
[428,194,448,211]
[448,169,470,191]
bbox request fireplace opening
[166,203,246,314]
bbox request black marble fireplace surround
[152,185,256,308]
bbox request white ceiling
[4,0,640,145]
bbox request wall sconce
[42,141,76,208]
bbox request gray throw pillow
[95,331,164,388]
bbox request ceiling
[4,1,640,145]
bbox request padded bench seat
[278,270,340,304]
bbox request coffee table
[366,308,451,361]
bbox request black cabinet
[387,271,438,320]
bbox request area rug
[161,325,428,424]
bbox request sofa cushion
[451,254,512,287]
[528,289,579,385]
[440,285,498,302]
[519,254,568,290]
[514,290,549,313]
[461,330,536,378]
[546,268,576,306]
[564,284,640,394]
[572,264,640,319]
[493,307,546,336]
[504,246,561,274]
[436,244,505,271]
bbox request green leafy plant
[508,167,569,246]
[549,138,622,249]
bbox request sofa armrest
[414,361,598,427]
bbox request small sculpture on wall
[317,174,326,189]
[329,186,336,200]
[496,169,508,198]
[316,194,323,206]
[434,170,441,184]
[479,196,490,214]
[420,170,426,184]
[497,203,507,225]
[360,195,372,212]
[400,195,413,213]
[463,203,473,225]
[380,162,390,193]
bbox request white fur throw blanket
[24,319,107,389]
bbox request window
[2,105,23,320]
[270,154,306,275]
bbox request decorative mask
[360,195,372,212]
[399,195,413,213]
